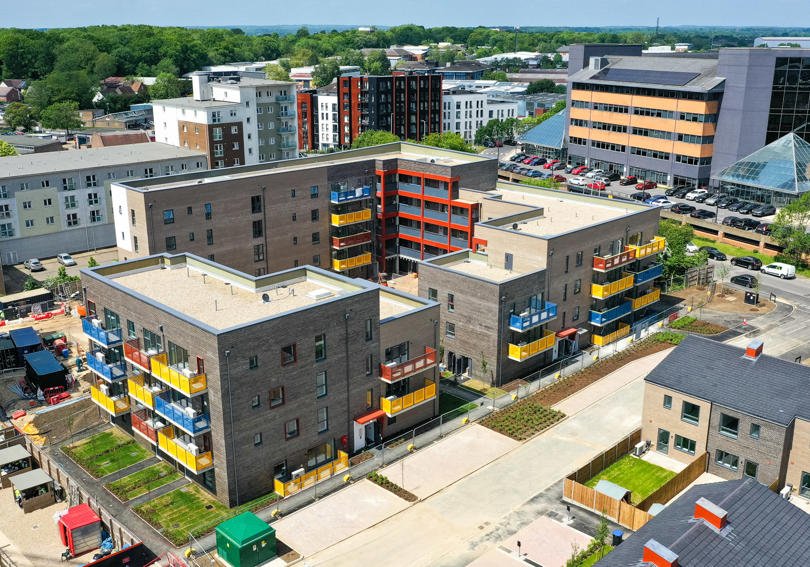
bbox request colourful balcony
[154,392,211,435]
[508,329,556,362]
[330,186,370,203]
[90,382,130,416]
[273,451,349,497]
[626,263,664,286]
[82,318,122,347]
[509,302,558,332]
[127,374,164,409]
[331,231,372,249]
[123,338,157,371]
[627,288,661,311]
[589,301,632,326]
[591,275,634,299]
[130,409,161,444]
[330,209,371,226]
[157,426,213,474]
[150,353,207,396]
[592,323,631,347]
[332,252,372,272]
[626,236,666,260]
[86,351,127,381]
[593,250,636,272]
[380,347,437,384]
[381,379,437,416]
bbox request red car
[522,156,536,164]
[552,175,566,182]
[543,160,560,169]
[587,181,606,190]
[571,166,589,175]
[636,180,657,190]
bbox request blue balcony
[629,263,664,286]
[82,318,122,347]
[423,208,448,223]
[422,231,448,246]
[450,236,469,249]
[510,301,558,332]
[450,213,469,226]
[589,301,632,326]
[86,351,127,381]
[398,203,421,217]
[423,186,449,199]
[398,225,421,239]
[154,392,211,435]
[398,182,422,194]
[330,186,370,203]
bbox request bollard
[343,474,352,482]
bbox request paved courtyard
[498,516,593,567]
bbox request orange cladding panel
[632,95,678,111]
[629,115,676,131]
[589,129,630,145]
[592,91,633,106]
[628,135,674,153]
[590,110,631,126]
[677,99,718,114]
[568,125,591,139]
[569,107,591,121]
[571,90,591,102]
[674,121,716,136]
[673,142,714,158]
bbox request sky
[4,0,808,29]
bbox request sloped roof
[518,109,567,149]
[595,479,631,500]
[714,132,810,195]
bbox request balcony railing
[508,329,556,362]
[380,347,437,384]
[592,323,631,347]
[398,225,421,239]
[381,379,437,416]
[626,236,666,260]
[423,186,449,199]
[627,263,664,286]
[331,231,372,249]
[422,231,448,246]
[593,250,636,272]
[127,374,164,409]
[278,125,297,133]
[154,392,211,435]
[157,426,213,474]
[275,95,293,102]
[450,213,469,226]
[510,302,558,332]
[397,182,422,194]
[332,252,372,272]
[123,338,158,371]
[627,288,661,311]
[589,301,633,326]
[274,451,349,497]
[90,382,130,416]
[330,209,371,226]
[82,318,122,347]
[423,208,448,222]
[450,236,469,249]
[150,353,207,396]
[86,351,127,381]
[591,275,635,300]
[330,186,370,203]
[131,409,163,444]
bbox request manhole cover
[547,511,559,519]
[205,505,214,510]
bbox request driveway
[6,247,119,293]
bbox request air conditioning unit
[99,384,109,396]
[633,441,647,457]
[187,444,199,456]
[185,406,197,417]
[291,467,305,479]
[780,485,792,500]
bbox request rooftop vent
[642,539,678,567]
[589,56,609,71]
[694,497,728,530]
[307,289,334,301]
[743,339,764,361]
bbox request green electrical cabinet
[215,512,277,567]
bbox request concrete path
[127,476,190,509]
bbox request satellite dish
[261,293,270,303]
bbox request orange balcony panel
[569,107,591,121]
[380,347,437,383]
[593,249,636,272]
[331,231,372,249]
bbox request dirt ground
[384,273,420,296]
[666,286,775,314]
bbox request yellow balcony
[592,323,631,346]
[157,426,213,474]
[273,451,349,497]
[626,236,666,260]
[90,383,130,416]
[127,374,164,409]
[508,329,556,362]
[331,209,371,226]
[627,288,661,310]
[150,353,207,396]
[332,252,372,271]
[381,379,437,416]
[591,275,634,299]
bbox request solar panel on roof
[593,68,700,86]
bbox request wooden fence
[563,477,652,530]
[636,452,708,512]
[567,429,642,484]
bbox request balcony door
[657,428,670,454]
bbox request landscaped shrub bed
[480,401,564,440]
[367,471,417,502]
[349,451,375,467]
[669,316,726,335]
[105,462,182,502]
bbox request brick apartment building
[81,253,439,506]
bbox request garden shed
[595,479,632,504]
[11,467,55,513]
[216,512,276,567]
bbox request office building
[0,144,206,264]
[81,253,440,506]
[153,71,298,169]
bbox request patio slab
[500,516,593,567]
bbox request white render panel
[111,184,132,253]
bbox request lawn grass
[105,462,182,502]
[691,237,810,277]
[62,429,151,478]
[585,455,676,506]
[439,392,477,417]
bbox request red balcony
[331,231,372,249]
[131,408,159,444]
[380,347,437,384]
[124,338,155,371]
[593,249,636,272]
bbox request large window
[744,460,758,479]
[163,209,174,224]
[768,57,810,143]
[314,334,326,361]
[317,407,328,433]
[715,450,739,471]
[285,418,299,440]
[281,344,297,366]
[167,341,188,369]
[719,413,740,438]
[681,401,700,425]
[315,371,327,398]
[143,328,161,353]
[801,471,810,498]
[674,434,696,455]
[306,440,334,469]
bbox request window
[310,186,319,199]
[562,283,568,301]
[719,413,740,438]
[315,371,327,397]
[62,178,75,191]
[291,188,296,198]
[447,293,455,312]
[311,232,321,246]
[291,213,297,222]
[365,354,373,376]
[663,395,672,409]
[251,394,260,408]
[281,344,297,365]
[681,401,700,425]
[213,144,224,158]
[715,450,739,471]
[428,288,437,301]
[365,318,373,341]
[252,220,263,238]
[22,201,32,209]
[212,127,222,140]
[574,279,581,295]
[366,388,373,408]
[66,213,79,227]
[24,219,34,228]
[572,306,580,322]
[232,142,240,151]
[251,195,262,213]
[249,355,258,369]
[254,432,263,446]
[204,203,212,220]
[165,236,176,251]
[270,386,284,408]
[446,322,456,338]
[206,229,214,245]
[43,198,52,206]
[19,182,29,190]
[85,175,98,187]
[163,209,174,224]
[144,168,155,178]
[130,209,136,226]
[801,472,810,498]
[254,244,264,262]
[90,210,102,223]
[64,196,77,209]
[315,334,326,361]
[285,419,299,439]
[744,460,758,479]
[575,251,583,267]
[127,320,136,339]
[133,236,139,251]
[674,434,696,455]
[189,232,195,241]
[292,236,298,245]
[750,423,761,439]
[311,209,319,222]
[317,407,328,433]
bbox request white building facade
[442,91,521,143]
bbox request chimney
[743,339,764,361]
[642,540,678,567]
[694,497,728,530]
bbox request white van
[761,262,796,279]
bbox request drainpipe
[497,295,505,387]
[224,348,239,506]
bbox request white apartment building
[317,92,339,151]
[486,99,519,121]
[153,72,299,168]
[442,91,521,143]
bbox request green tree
[0,140,18,157]
[526,79,557,94]
[482,70,508,81]
[87,256,98,268]
[264,64,290,81]
[351,130,399,149]
[658,220,708,279]
[311,60,341,87]
[418,132,475,153]
[39,101,82,136]
[92,53,118,79]
[3,102,36,131]
[44,70,97,108]
[771,192,810,265]
[23,82,51,116]
[595,515,610,559]
[148,73,182,100]
[363,50,390,75]
[23,276,40,291]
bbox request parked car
[57,253,76,266]
[585,168,605,178]
[522,156,535,164]
[649,199,674,209]
[567,184,586,194]
[646,194,669,203]
[761,262,796,279]
[685,188,709,201]
[636,180,658,190]
[754,223,772,235]
[722,216,740,227]
[526,169,544,177]
[619,176,638,186]
[670,203,696,214]
[690,209,716,220]
[737,202,757,215]
[751,205,777,217]
[727,201,747,212]
[565,165,576,174]
[510,153,526,162]
[686,241,699,254]
[593,176,612,185]
[704,194,722,206]
[665,185,687,196]
[631,191,652,201]
[23,258,44,271]
[716,196,739,209]
[539,170,553,179]
[699,246,727,261]
[693,192,714,203]
[735,218,761,231]
[543,159,560,169]
[571,166,590,175]
[673,186,692,198]
[603,171,621,181]
[552,174,567,182]
[569,176,588,186]
[731,256,763,270]
[551,162,566,170]
[528,157,545,166]
[730,274,758,288]
[587,181,607,190]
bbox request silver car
[24,258,44,271]
[57,253,77,266]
